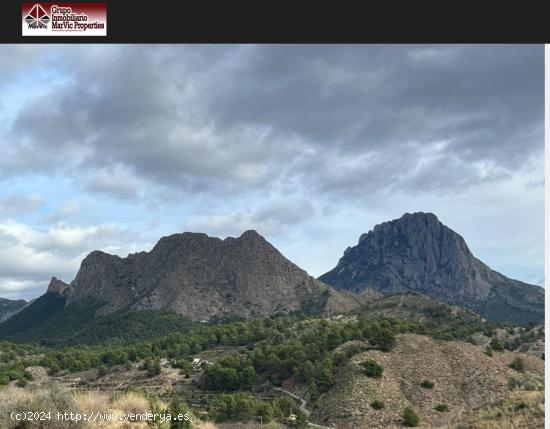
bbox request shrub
[509,357,525,372]
[435,403,449,412]
[169,398,192,428]
[143,359,161,377]
[370,399,384,410]
[484,347,493,357]
[507,372,544,391]
[295,409,309,429]
[403,407,420,427]
[360,358,384,378]
[490,337,505,352]
[372,329,396,352]
[420,380,434,389]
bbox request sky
[0,44,544,300]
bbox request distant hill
[320,212,544,325]
[0,297,27,322]
[360,291,481,325]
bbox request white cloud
[0,220,148,297]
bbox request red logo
[24,4,50,29]
[22,3,107,36]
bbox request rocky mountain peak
[52,229,359,320]
[46,277,71,295]
[320,212,544,325]
[238,229,264,240]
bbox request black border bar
[3,1,550,43]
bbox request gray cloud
[0,193,43,217]
[186,198,314,238]
[0,45,544,298]
[1,45,543,204]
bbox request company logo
[24,4,50,29]
[22,3,107,36]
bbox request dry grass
[443,390,544,429]
[111,392,150,415]
[74,390,110,414]
[0,383,84,428]
[313,334,544,429]
[0,383,218,428]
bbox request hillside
[360,292,481,325]
[0,298,27,322]
[0,309,542,428]
[313,333,544,428]
[320,212,544,325]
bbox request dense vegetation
[0,306,514,392]
[0,301,540,429]
[0,294,194,346]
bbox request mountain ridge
[319,212,543,325]
[29,230,364,322]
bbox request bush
[403,407,420,426]
[360,358,384,378]
[484,346,493,357]
[370,399,384,410]
[507,372,544,391]
[295,409,309,429]
[169,398,192,428]
[142,359,161,377]
[372,329,396,352]
[435,403,449,412]
[490,337,505,352]
[420,380,434,389]
[509,357,524,372]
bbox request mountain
[0,298,27,322]
[319,212,544,325]
[6,231,362,330]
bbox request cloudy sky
[0,44,544,300]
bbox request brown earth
[312,334,544,429]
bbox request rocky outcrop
[47,277,71,295]
[319,212,544,325]
[50,230,362,320]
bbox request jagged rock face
[57,230,359,320]
[47,277,71,295]
[319,212,544,325]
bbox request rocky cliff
[50,230,361,320]
[319,212,543,325]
